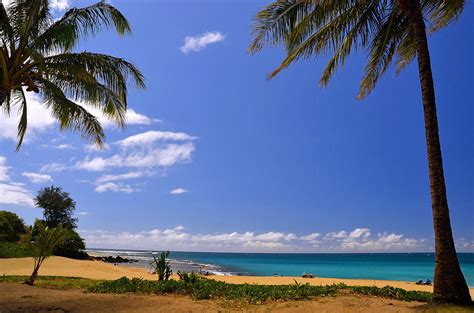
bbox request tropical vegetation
[150,250,173,281]
[0,0,145,150]
[24,221,66,285]
[249,0,470,304]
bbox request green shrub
[0,211,26,242]
[177,271,202,283]
[87,277,433,304]
[150,251,172,281]
[349,285,432,302]
[0,241,33,258]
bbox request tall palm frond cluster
[249,0,464,98]
[0,0,145,150]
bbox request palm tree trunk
[24,263,40,286]
[411,0,471,305]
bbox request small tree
[150,251,172,281]
[24,222,65,286]
[35,186,77,229]
[0,211,26,242]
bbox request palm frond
[357,9,406,99]
[44,68,127,127]
[10,89,28,151]
[268,1,381,80]
[248,0,310,53]
[39,79,105,146]
[34,1,132,53]
[44,52,145,91]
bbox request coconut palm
[249,0,470,304]
[0,0,145,150]
[24,221,65,285]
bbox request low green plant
[349,285,432,302]
[150,251,172,281]
[87,277,432,304]
[177,271,202,283]
[0,241,33,258]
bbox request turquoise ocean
[88,250,474,287]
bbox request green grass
[0,275,103,289]
[0,242,33,258]
[0,275,434,304]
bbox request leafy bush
[150,251,172,281]
[177,271,202,283]
[88,277,433,304]
[350,285,432,302]
[54,228,88,259]
[89,277,343,303]
[0,211,26,242]
[0,241,33,258]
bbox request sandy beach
[1,256,473,298]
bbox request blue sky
[0,0,472,252]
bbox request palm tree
[24,221,66,285]
[249,0,470,304]
[0,0,145,150]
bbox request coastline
[1,256,473,297]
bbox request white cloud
[22,172,53,183]
[94,182,137,193]
[55,144,72,150]
[116,130,197,148]
[96,171,152,184]
[0,183,34,206]
[300,233,320,242]
[77,211,89,216]
[180,31,225,54]
[84,143,110,153]
[76,142,195,172]
[0,93,56,142]
[0,156,11,181]
[170,188,189,194]
[79,227,430,253]
[40,162,67,173]
[49,0,70,11]
[348,228,371,238]
[95,108,154,129]
[0,156,34,206]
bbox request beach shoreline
[1,256,473,298]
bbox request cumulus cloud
[79,227,430,253]
[49,0,70,10]
[22,172,53,183]
[0,93,56,142]
[170,188,189,194]
[84,143,111,153]
[96,171,153,184]
[40,162,67,173]
[0,156,10,181]
[75,129,197,173]
[0,183,35,206]
[94,182,137,194]
[0,156,34,206]
[180,31,225,54]
[116,131,197,148]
